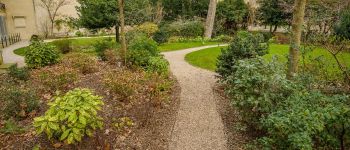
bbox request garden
[1,0,350,149]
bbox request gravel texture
[2,41,28,67]
[163,45,228,150]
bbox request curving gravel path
[163,45,228,150]
[2,41,29,67]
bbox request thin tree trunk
[118,0,127,65]
[115,25,120,43]
[204,0,217,39]
[287,0,307,79]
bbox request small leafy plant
[33,88,104,144]
[61,53,98,74]
[7,65,30,81]
[25,41,60,68]
[52,39,72,54]
[146,56,169,76]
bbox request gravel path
[2,41,29,67]
[163,45,228,150]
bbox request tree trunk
[115,25,120,43]
[273,25,278,33]
[287,0,307,79]
[118,0,127,65]
[50,21,55,37]
[204,0,217,39]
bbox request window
[13,16,26,28]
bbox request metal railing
[1,33,21,48]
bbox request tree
[76,0,119,41]
[119,0,127,65]
[39,0,69,37]
[334,8,350,40]
[162,0,209,20]
[204,0,217,38]
[257,0,292,33]
[287,0,307,78]
[216,0,249,34]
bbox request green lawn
[158,41,220,52]
[14,37,114,56]
[185,44,350,72]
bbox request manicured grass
[158,41,220,52]
[13,37,114,56]
[185,44,350,73]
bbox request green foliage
[127,34,160,67]
[114,117,134,131]
[0,119,26,134]
[216,0,249,34]
[334,8,350,40]
[210,35,233,43]
[7,65,30,81]
[0,86,39,119]
[153,28,169,44]
[33,88,104,144]
[164,20,205,38]
[162,0,209,20]
[75,31,83,37]
[25,41,60,68]
[93,38,116,61]
[52,39,72,54]
[257,0,292,32]
[146,56,169,76]
[216,31,268,78]
[136,22,159,37]
[62,53,98,74]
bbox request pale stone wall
[1,0,38,40]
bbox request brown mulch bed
[0,62,181,150]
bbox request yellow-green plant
[33,88,104,144]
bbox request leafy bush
[25,41,60,68]
[136,22,159,37]
[334,9,350,40]
[93,38,115,61]
[103,70,138,100]
[33,88,104,144]
[0,86,39,119]
[103,49,120,65]
[153,28,169,44]
[7,65,30,81]
[31,65,78,92]
[61,53,98,74]
[165,20,205,38]
[216,31,268,79]
[127,35,160,67]
[52,39,72,54]
[0,119,26,134]
[210,35,233,43]
[146,56,169,76]
[125,30,148,44]
[75,31,83,37]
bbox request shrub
[75,31,83,37]
[334,8,350,40]
[125,30,148,45]
[7,65,30,81]
[61,53,98,74]
[0,86,39,119]
[103,49,120,65]
[103,70,137,100]
[216,31,268,79]
[93,38,115,61]
[146,56,169,76]
[210,35,233,43]
[136,22,159,37]
[30,35,41,42]
[127,35,160,67]
[153,28,169,44]
[52,39,72,54]
[33,88,104,144]
[166,20,205,38]
[0,119,25,134]
[25,41,60,68]
[31,65,78,92]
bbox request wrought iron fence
[1,33,21,48]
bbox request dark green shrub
[25,41,60,68]
[127,35,159,67]
[165,20,205,38]
[146,56,169,75]
[0,86,39,119]
[93,38,115,61]
[75,31,83,37]
[30,35,41,42]
[153,29,169,44]
[33,88,104,144]
[126,30,148,45]
[52,39,72,54]
[7,65,30,81]
[335,8,350,40]
[216,31,268,79]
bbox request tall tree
[119,0,127,65]
[76,0,119,41]
[204,0,217,38]
[39,0,69,37]
[257,0,292,33]
[216,0,249,34]
[287,0,307,78]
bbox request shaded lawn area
[158,41,220,52]
[14,37,115,56]
[185,44,350,73]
